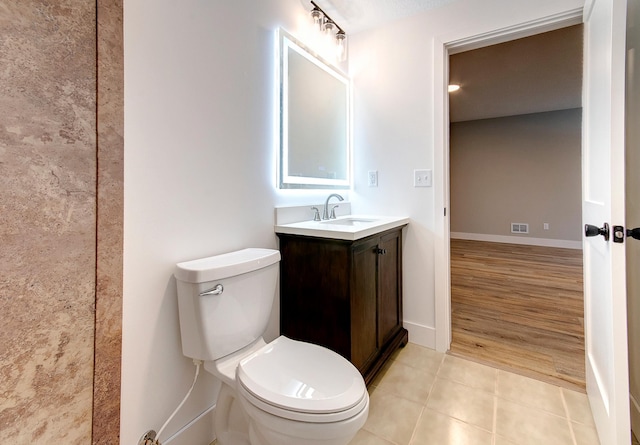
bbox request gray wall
[450,108,582,242]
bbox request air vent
[511,223,529,234]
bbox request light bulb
[310,8,323,31]
[336,31,347,61]
[323,20,336,35]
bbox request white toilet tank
[174,248,280,361]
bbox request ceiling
[305,1,583,123]
[310,0,457,33]
[449,24,583,122]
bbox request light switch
[368,170,378,187]
[414,169,432,187]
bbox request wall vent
[511,223,529,234]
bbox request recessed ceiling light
[448,84,460,93]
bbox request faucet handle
[330,205,339,219]
[311,206,321,221]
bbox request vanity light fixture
[309,1,347,61]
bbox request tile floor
[349,343,601,445]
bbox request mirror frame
[277,29,351,189]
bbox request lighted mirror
[278,29,350,189]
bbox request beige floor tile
[494,435,519,445]
[438,355,497,392]
[410,408,493,445]
[364,387,424,445]
[356,346,603,445]
[563,388,596,426]
[426,377,495,431]
[572,421,601,445]
[393,343,444,375]
[374,361,437,404]
[349,428,396,445]
[496,398,573,445]
[496,369,565,416]
[369,360,394,388]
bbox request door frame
[432,7,585,352]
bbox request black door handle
[627,228,640,240]
[585,223,610,241]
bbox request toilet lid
[237,336,366,415]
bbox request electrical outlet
[368,170,378,187]
[544,223,550,230]
[413,169,432,187]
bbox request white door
[583,0,631,443]
[626,0,640,437]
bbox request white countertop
[275,215,409,241]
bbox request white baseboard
[631,393,640,439]
[451,232,582,250]
[404,321,436,349]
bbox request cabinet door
[378,231,402,346]
[279,236,351,358]
[351,238,378,371]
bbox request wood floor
[449,239,585,391]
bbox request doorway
[433,3,633,443]
[446,26,586,390]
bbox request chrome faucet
[323,193,344,220]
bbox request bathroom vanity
[275,216,409,385]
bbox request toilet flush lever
[199,284,223,297]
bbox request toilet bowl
[175,248,369,445]
[212,336,368,445]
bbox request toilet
[174,248,369,445]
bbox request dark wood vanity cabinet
[277,226,408,385]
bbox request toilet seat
[237,336,368,423]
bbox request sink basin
[320,218,378,226]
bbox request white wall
[349,0,584,349]
[121,1,352,444]
[122,0,587,443]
